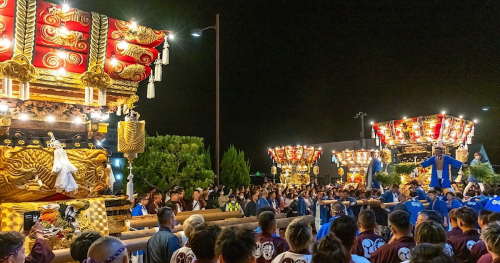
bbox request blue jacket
[480,196,494,207]
[485,196,500,212]
[132,204,147,216]
[380,190,400,203]
[257,197,270,210]
[268,198,279,209]
[318,197,331,225]
[405,199,424,225]
[447,199,463,211]
[463,199,484,213]
[338,197,357,216]
[297,196,308,216]
[421,155,462,188]
[315,215,340,241]
[415,189,428,201]
[428,199,448,221]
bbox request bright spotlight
[46,116,56,122]
[473,119,478,123]
[117,41,128,49]
[403,116,407,120]
[168,33,174,40]
[459,115,463,119]
[370,121,374,125]
[57,67,66,76]
[116,174,122,180]
[62,1,70,12]
[482,107,489,111]
[19,114,29,121]
[73,117,82,124]
[441,111,446,114]
[191,29,202,37]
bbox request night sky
[74,0,500,173]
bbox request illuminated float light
[60,27,68,35]
[117,41,128,49]
[459,115,463,118]
[0,104,8,113]
[57,50,66,58]
[57,67,66,76]
[130,19,137,29]
[46,115,56,122]
[110,56,118,66]
[441,111,446,114]
[403,116,407,120]
[167,33,174,40]
[73,117,82,124]
[62,0,70,12]
[473,119,478,123]
[0,35,10,48]
[19,114,29,121]
[116,174,122,180]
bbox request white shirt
[141,206,148,215]
[192,200,202,211]
[170,246,195,263]
[271,252,312,263]
[393,192,399,201]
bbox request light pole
[192,14,220,186]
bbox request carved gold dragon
[0,146,111,202]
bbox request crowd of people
[2,178,500,263]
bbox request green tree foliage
[129,135,215,198]
[220,145,251,190]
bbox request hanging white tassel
[19,82,25,100]
[116,105,122,116]
[467,134,472,145]
[147,74,155,99]
[3,78,12,97]
[85,87,94,104]
[371,127,375,139]
[470,126,475,136]
[24,82,29,100]
[464,143,468,150]
[162,37,169,65]
[2,78,8,96]
[154,56,162,81]
[98,89,106,106]
[126,165,134,201]
[375,135,379,146]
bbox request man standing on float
[366,151,383,192]
[421,146,462,192]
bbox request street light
[192,14,220,186]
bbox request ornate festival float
[268,145,322,187]
[371,114,475,192]
[332,148,392,187]
[0,0,170,252]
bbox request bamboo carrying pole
[51,215,314,263]
[121,214,286,240]
[129,211,243,228]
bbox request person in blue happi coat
[366,151,383,192]
[380,184,401,212]
[338,189,357,216]
[131,194,149,261]
[421,146,463,192]
[445,192,463,211]
[404,191,424,225]
[463,152,487,195]
[485,188,500,212]
[409,180,428,201]
[427,190,449,228]
[316,202,346,241]
[297,191,308,216]
[316,192,331,226]
[463,191,484,213]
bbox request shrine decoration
[268,145,322,187]
[333,149,376,184]
[372,114,475,193]
[0,0,171,250]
